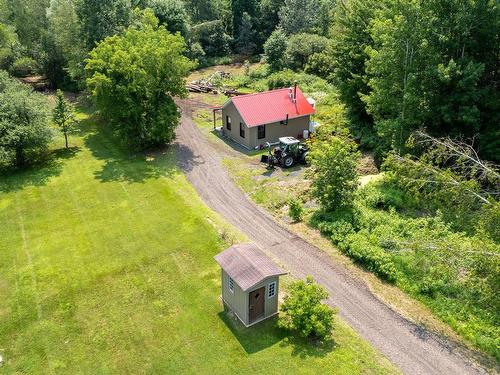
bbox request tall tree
[363,0,499,158]
[263,27,287,72]
[86,10,194,149]
[6,0,50,59]
[258,0,285,44]
[77,0,132,49]
[46,0,86,86]
[147,0,189,35]
[183,0,219,23]
[278,0,329,36]
[231,0,258,42]
[235,12,257,55]
[329,0,384,143]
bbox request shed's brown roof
[214,243,287,291]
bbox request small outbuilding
[214,243,287,327]
[216,84,316,150]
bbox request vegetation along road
[176,99,486,375]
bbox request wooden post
[213,109,216,130]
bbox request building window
[268,281,276,298]
[228,277,234,293]
[226,115,231,130]
[240,122,245,138]
[257,125,265,139]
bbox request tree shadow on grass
[279,334,336,359]
[218,309,335,358]
[218,310,285,354]
[83,118,176,183]
[0,146,80,194]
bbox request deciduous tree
[86,11,194,149]
[0,71,52,168]
[263,27,287,72]
[308,136,360,211]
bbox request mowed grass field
[0,102,398,374]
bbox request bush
[11,57,38,77]
[360,182,405,210]
[0,71,52,168]
[278,276,336,340]
[345,232,399,282]
[288,198,304,222]
[308,136,360,211]
[285,33,330,70]
[266,69,296,89]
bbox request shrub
[360,182,405,210]
[308,136,360,211]
[0,71,52,168]
[344,232,399,282]
[11,57,38,77]
[278,276,336,340]
[285,33,330,70]
[288,198,304,222]
[266,69,296,90]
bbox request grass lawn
[0,101,398,374]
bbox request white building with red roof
[219,84,315,149]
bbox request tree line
[0,0,498,164]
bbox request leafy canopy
[85,10,194,150]
[0,70,51,168]
[263,27,287,72]
[278,276,336,340]
[308,136,360,211]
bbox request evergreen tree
[236,12,257,55]
[52,89,76,149]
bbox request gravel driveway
[175,99,485,375]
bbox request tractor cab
[276,137,300,155]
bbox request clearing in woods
[0,100,397,374]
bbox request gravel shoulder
[175,98,487,375]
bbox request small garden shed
[214,243,287,326]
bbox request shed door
[249,287,265,323]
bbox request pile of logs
[186,70,244,97]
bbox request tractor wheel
[300,151,309,164]
[281,156,294,168]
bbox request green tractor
[261,137,309,168]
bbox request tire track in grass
[15,200,54,375]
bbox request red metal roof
[228,86,315,127]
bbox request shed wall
[221,269,280,326]
[221,269,248,324]
[221,101,251,149]
[248,116,311,149]
[221,100,311,149]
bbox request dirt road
[175,99,485,375]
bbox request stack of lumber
[186,70,244,96]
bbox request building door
[249,287,265,324]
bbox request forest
[0,0,499,364]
